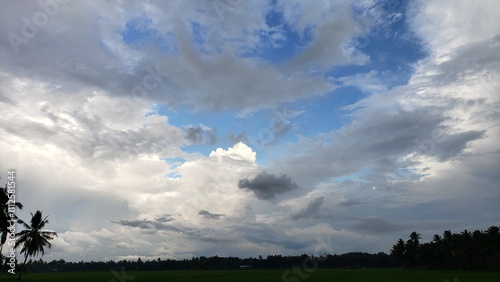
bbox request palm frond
[14,210,57,259]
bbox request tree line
[391,226,500,270]
[4,252,395,273]
[13,228,500,274]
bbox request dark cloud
[111,219,153,230]
[198,210,224,220]
[111,215,179,232]
[339,198,363,207]
[433,130,485,161]
[154,214,175,223]
[185,125,217,145]
[238,171,299,200]
[113,217,235,243]
[291,197,324,220]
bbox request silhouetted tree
[390,239,406,266]
[392,226,500,270]
[405,232,421,267]
[0,184,23,255]
[14,211,57,280]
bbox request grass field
[1,269,499,282]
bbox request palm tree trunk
[0,231,8,256]
[17,253,28,280]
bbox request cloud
[112,215,180,233]
[0,1,343,113]
[279,0,366,70]
[339,198,363,207]
[198,210,224,220]
[209,141,256,163]
[0,0,498,263]
[291,196,324,220]
[185,125,217,145]
[238,171,299,200]
[408,0,500,58]
[272,104,487,188]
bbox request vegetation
[391,226,500,270]
[1,269,499,282]
[0,185,23,254]
[14,211,58,280]
[0,182,57,280]
[4,252,395,273]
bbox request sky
[0,0,499,262]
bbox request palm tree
[0,184,23,254]
[406,232,421,267]
[484,226,500,270]
[390,238,407,266]
[14,211,57,280]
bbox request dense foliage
[391,226,500,270]
[3,252,395,273]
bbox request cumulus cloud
[238,171,299,200]
[209,142,256,163]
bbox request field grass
[1,269,499,282]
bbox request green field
[2,269,499,282]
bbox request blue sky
[131,0,428,161]
[0,0,498,262]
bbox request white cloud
[409,0,500,60]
